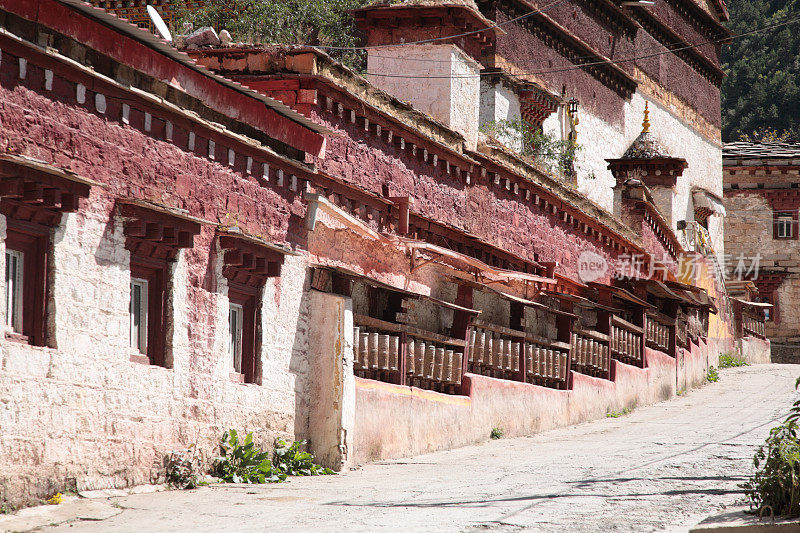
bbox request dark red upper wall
[0,43,308,246]
[0,0,325,158]
[489,3,722,128]
[308,85,663,282]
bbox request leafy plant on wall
[480,118,584,181]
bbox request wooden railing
[645,312,673,355]
[742,314,766,340]
[570,329,610,378]
[469,320,570,389]
[352,315,465,394]
[610,315,644,367]
[353,328,400,378]
[404,336,463,393]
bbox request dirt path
[28,364,800,532]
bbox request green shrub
[743,421,800,517]
[165,446,203,489]
[479,119,580,176]
[720,353,749,368]
[743,378,800,518]
[490,427,504,440]
[213,430,334,484]
[214,430,286,484]
[707,367,719,382]
[607,407,633,418]
[272,439,335,477]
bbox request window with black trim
[3,223,49,345]
[219,233,285,384]
[119,200,202,367]
[229,302,243,371]
[0,155,93,346]
[773,210,798,240]
[227,285,258,382]
[128,258,168,364]
[129,277,148,353]
[5,249,23,332]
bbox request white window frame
[130,277,149,354]
[5,249,23,333]
[229,303,244,373]
[776,212,794,239]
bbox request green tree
[171,0,370,68]
[722,0,800,141]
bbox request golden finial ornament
[642,101,651,133]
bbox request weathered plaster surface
[678,339,711,391]
[351,347,695,465]
[737,337,772,365]
[367,44,480,150]
[306,291,355,471]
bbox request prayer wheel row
[611,325,642,364]
[469,328,567,383]
[352,328,463,386]
[570,333,609,374]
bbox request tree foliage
[170,0,370,67]
[722,0,800,141]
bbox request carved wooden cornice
[628,8,724,86]
[495,0,638,98]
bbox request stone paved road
[42,364,800,532]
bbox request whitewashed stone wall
[479,78,523,152]
[367,44,480,150]
[543,92,724,258]
[0,191,314,507]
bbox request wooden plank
[611,315,644,335]
[646,310,677,326]
[572,328,610,343]
[472,319,568,350]
[353,314,466,347]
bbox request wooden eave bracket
[117,199,208,256]
[316,264,479,316]
[0,154,98,224]
[218,230,291,285]
[397,237,556,286]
